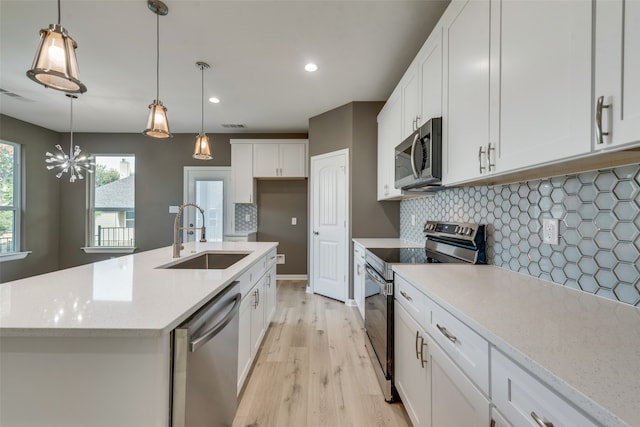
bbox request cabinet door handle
[436,323,458,343]
[531,411,553,427]
[415,330,420,360]
[400,290,413,301]
[490,420,496,427]
[419,335,427,368]
[596,95,611,145]
[487,142,495,172]
[478,146,486,174]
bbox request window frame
[0,140,29,261]
[82,154,136,254]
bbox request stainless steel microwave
[394,117,442,191]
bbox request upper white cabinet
[377,89,403,200]
[418,27,443,124]
[401,64,420,140]
[441,0,592,185]
[492,0,592,172]
[230,142,255,204]
[252,140,308,178]
[594,0,640,150]
[441,0,492,184]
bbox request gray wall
[257,180,307,275]
[0,115,61,282]
[309,101,400,239]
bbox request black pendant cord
[156,11,160,101]
[69,95,73,153]
[57,0,61,25]
[201,66,204,134]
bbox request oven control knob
[455,225,460,234]
[466,228,473,236]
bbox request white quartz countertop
[392,264,640,427]
[0,241,277,338]
[352,238,422,248]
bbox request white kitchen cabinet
[492,349,599,427]
[418,26,443,124]
[442,0,592,185]
[594,0,640,150]
[441,0,492,184]
[394,303,431,427]
[250,278,266,358]
[264,250,277,324]
[237,292,253,392]
[252,140,308,178]
[491,407,513,427]
[401,63,420,140]
[353,242,366,320]
[429,333,491,427]
[230,142,255,204]
[490,0,592,172]
[377,89,403,200]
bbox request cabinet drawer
[354,243,365,260]
[237,269,254,301]
[266,248,277,267]
[492,350,599,427]
[395,274,427,324]
[426,298,489,395]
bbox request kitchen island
[0,241,277,427]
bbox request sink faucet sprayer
[173,203,207,258]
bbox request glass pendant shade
[26,24,87,93]
[193,133,212,160]
[144,99,172,138]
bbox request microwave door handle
[410,133,420,179]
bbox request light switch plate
[291,217,297,225]
[169,205,179,213]
[543,218,559,245]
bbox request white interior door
[310,149,349,302]
[183,167,233,242]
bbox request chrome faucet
[173,203,207,258]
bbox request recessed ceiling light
[305,63,318,72]
[208,97,220,104]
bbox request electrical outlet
[276,254,285,264]
[543,218,559,245]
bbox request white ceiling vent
[221,123,247,129]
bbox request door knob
[313,231,319,235]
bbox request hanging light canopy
[45,94,95,182]
[26,0,87,93]
[143,0,172,139]
[193,61,213,160]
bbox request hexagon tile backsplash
[399,164,640,307]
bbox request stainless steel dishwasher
[171,281,241,427]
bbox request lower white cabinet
[237,253,277,393]
[429,333,491,427]
[353,243,366,319]
[492,350,599,427]
[491,407,512,427]
[394,304,431,427]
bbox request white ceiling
[0,0,449,134]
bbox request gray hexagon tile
[400,164,640,307]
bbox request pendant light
[193,62,213,160]
[143,0,172,139]
[26,0,87,93]
[45,94,95,182]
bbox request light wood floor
[232,280,412,427]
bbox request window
[0,141,20,254]
[86,155,135,250]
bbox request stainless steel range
[363,221,486,402]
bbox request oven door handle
[365,265,392,295]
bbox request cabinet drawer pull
[419,335,427,368]
[531,411,553,427]
[400,290,413,301]
[415,330,420,360]
[595,95,610,145]
[478,146,486,174]
[436,323,458,343]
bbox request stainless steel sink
[162,252,250,270]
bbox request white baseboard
[345,298,357,307]
[276,274,308,281]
